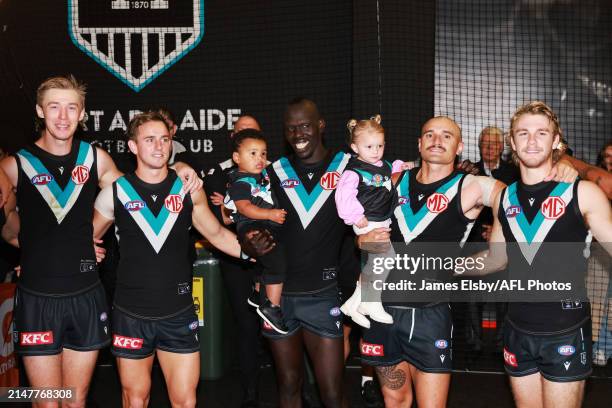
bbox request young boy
[224,129,289,334]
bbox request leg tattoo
[376,365,407,390]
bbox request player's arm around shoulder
[93,183,115,239]
[462,174,506,217]
[191,187,242,258]
[96,146,123,189]
[2,191,19,247]
[459,190,508,276]
[578,180,612,255]
[0,156,18,190]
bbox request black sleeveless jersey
[268,150,351,294]
[15,139,99,295]
[112,171,194,319]
[344,158,397,222]
[387,169,474,307]
[499,180,590,334]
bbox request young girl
[224,129,289,334]
[335,115,404,328]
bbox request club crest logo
[68,0,205,92]
[71,165,90,185]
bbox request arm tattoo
[376,365,407,390]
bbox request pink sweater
[335,159,404,225]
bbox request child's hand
[210,192,225,206]
[355,216,369,228]
[269,209,287,224]
[401,161,417,171]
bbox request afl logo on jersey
[398,196,409,205]
[164,194,184,213]
[31,174,53,185]
[541,197,565,220]
[281,179,300,189]
[125,200,146,211]
[426,193,448,213]
[505,205,522,218]
[71,165,90,185]
[320,171,340,190]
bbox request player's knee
[122,390,149,408]
[319,388,344,408]
[62,399,86,408]
[277,371,303,398]
[382,389,412,408]
[169,395,197,408]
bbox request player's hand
[355,216,369,228]
[210,192,225,206]
[240,229,275,257]
[400,161,417,171]
[94,238,106,263]
[175,164,204,194]
[457,159,480,175]
[481,224,493,241]
[0,167,12,207]
[357,227,391,253]
[269,209,287,224]
[544,158,578,183]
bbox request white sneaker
[340,283,371,329]
[358,302,393,324]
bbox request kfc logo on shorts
[71,165,90,185]
[505,205,522,218]
[281,179,300,189]
[426,193,448,213]
[113,335,143,349]
[320,171,340,190]
[361,342,384,357]
[31,174,53,185]
[20,331,54,346]
[541,197,565,220]
[164,194,184,213]
[503,348,518,367]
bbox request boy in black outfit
[225,129,288,334]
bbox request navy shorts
[13,282,110,356]
[262,286,344,340]
[361,303,453,372]
[503,318,592,382]
[111,305,200,359]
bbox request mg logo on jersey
[541,197,565,220]
[68,0,205,92]
[426,193,448,213]
[71,165,90,185]
[361,342,384,356]
[113,334,143,349]
[164,194,184,213]
[503,348,518,367]
[281,179,300,189]
[320,171,340,190]
[20,331,54,346]
[505,205,522,218]
[31,174,53,185]
[125,200,146,211]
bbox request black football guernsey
[112,171,194,318]
[499,180,590,334]
[268,150,350,294]
[15,139,99,294]
[388,169,475,307]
